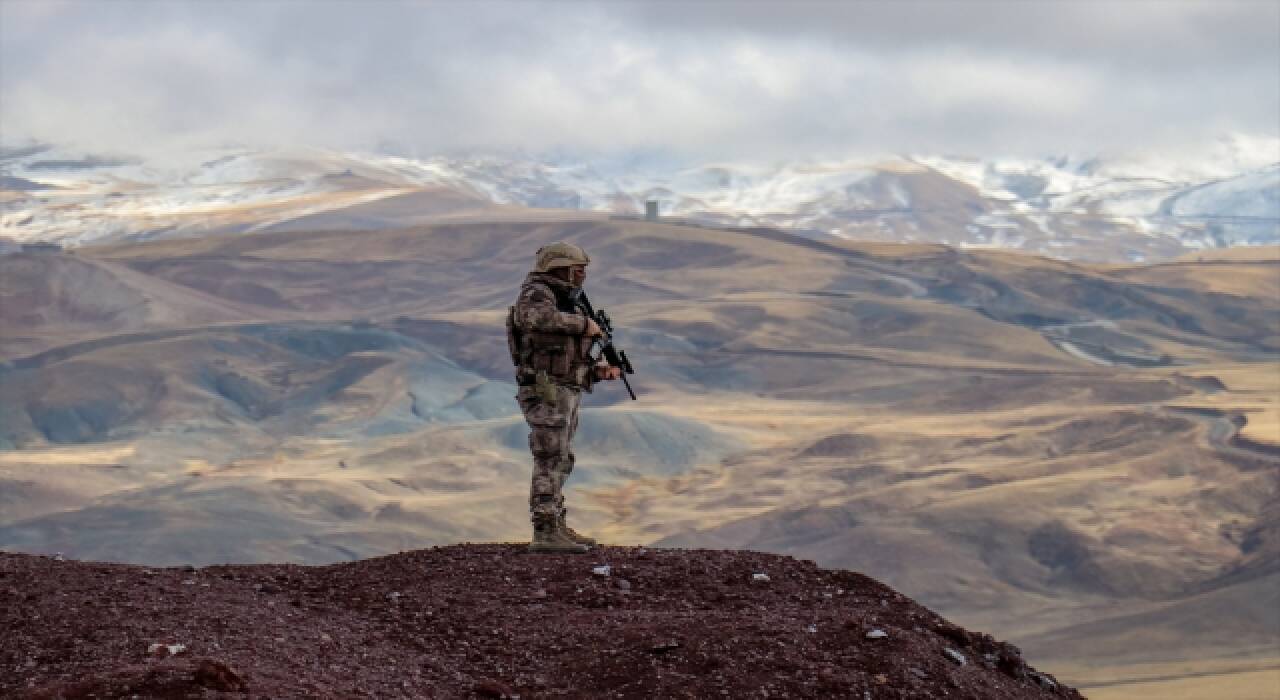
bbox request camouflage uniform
[508,250,600,551]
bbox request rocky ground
[1,545,1081,699]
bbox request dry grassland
[1068,657,1280,700]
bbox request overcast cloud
[1,0,1276,162]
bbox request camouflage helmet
[534,241,590,273]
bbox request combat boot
[557,508,597,547]
[528,516,589,554]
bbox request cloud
[1,0,1276,162]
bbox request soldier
[507,242,623,553]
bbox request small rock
[194,659,247,692]
[1032,672,1057,691]
[182,579,196,585]
[616,578,632,591]
[53,553,64,562]
[944,647,967,666]
[531,589,548,599]
[320,633,332,642]
[806,624,818,634]
[649,640,681,654]
[148,642,188,657]
[751,572,770,583]
[909,667,928,679]
[865,629,888,640]
[592,565,611,577]
[387,591,402,601]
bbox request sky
[1,0,1278,163]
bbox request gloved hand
[594,363,622,380]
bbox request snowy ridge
[2,139,1277,261]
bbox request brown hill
[0,546,1079,699]
[0,251,281,358]
[3,218,1277,696]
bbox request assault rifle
[572,290,637,400]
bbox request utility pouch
[535,370,559,405]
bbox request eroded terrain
[1,221,1276,695]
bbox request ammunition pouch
[528,332,572,376]
[509,279,594,390]
[510,307,574,384]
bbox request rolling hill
[0,217,1276,696]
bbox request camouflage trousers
[516,383,582,521]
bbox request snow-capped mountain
[2,139,1276,261]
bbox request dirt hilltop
[2,545,1081,699]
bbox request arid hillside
[1,221,1276,696]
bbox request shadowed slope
[0,251,280,358]
[81,219,1280,363]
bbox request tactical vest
[507,280,593,390]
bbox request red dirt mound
[1,545,1080,698]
